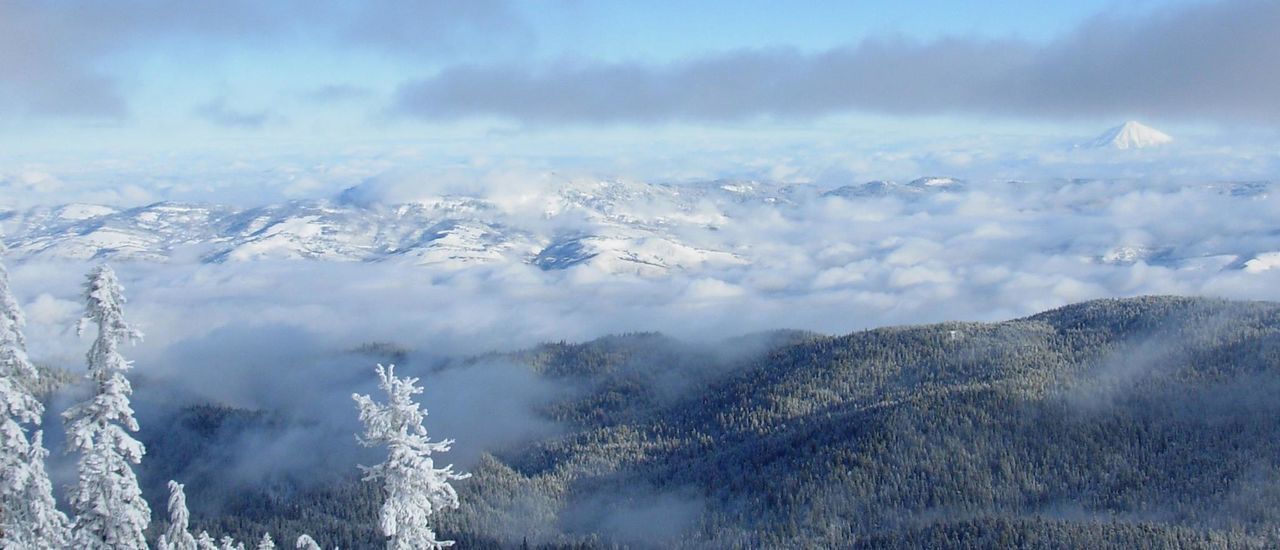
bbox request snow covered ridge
[2,176,1278,276]
[1080,121,1173,150]
[0,178,943,274]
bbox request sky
[1,0,1271,159]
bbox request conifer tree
[64,265,150,549]
[256,533,275,550]
[163,481,197,550]
[195,531,217,550]
[353,364,469,549]
[0,243,70,548]
[295,534,321,550]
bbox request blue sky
[0,0,1271,158]
[518,1,1184,60]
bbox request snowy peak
[1083,121,1173,150]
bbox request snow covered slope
[0,179,785,275]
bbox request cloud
[394,0,1280,125]
[193,98,274,129]
[21,293,79,329]
[301,84,374,103]
[0,0,530,119]
[0,171,64,197]
[561,487,706,545]
[0,4,129,118]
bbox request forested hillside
[144,296,1280,548]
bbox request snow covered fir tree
[354,364,469,550]
[0,259,380,548]
[63,265,152,549]
[0,243,70,548]
[156,481,196,550]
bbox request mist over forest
[17,292,1280,548]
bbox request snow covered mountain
[1,176,1269,278]
[820,177,966,199]
[0,179,786,275]
[1081,121,1173,150]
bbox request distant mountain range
[2,176,1275,276]
[0,178,957,275]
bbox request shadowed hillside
[143,296,1280,548]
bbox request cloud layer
[395,0,1280,125]
[0,0,529,119]
[6,0,1278,129]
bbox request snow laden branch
[0,245,70,548]
[64,265,151,550]
[353,364,469,550]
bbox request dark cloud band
[394,0,1280,125]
